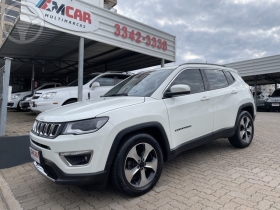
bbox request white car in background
[8,83,62,111]
[30,72,131,113]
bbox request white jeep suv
[29,64,255,196]
[30,72,130,113]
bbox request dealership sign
[27,0,99,32]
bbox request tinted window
[40,85,55,90]
[168,69,205,94]
[96,75,115,86]
[224,71,235,85]
[272,89,280,97]
[204,70,228,90]
[116,75,129,84]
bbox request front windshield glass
[68,74,100,86]
[272,89,280,97]
[104,69,174,97]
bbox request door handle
[231,90,238,94]
[200,96,211,101]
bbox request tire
[111,133,163,197]
[16,102,21,111]
[229,111,254,148]
[62,99,77,106]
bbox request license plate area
[30,147,41,163]
[272,103,279,106]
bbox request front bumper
[30,100,61,113]
[33,159,109,188]
[29,121,116,184]
[265,102,280,110]
[20,101,31,109]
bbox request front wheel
[111,133,163,197]
[229,111,254,148]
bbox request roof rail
[179,63,226,67]
[105,71,132,74]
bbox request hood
[34,86,74,94]
[36,97,145,122]
[11,91,30,96]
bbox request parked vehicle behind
[8,83,62,111]
[265,88,280,111]
[252,91,268,108]
[29,64,255,196]
[30,72,131,113]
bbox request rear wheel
[229,111,254,148]
[111,133,163,196]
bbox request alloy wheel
[124,143,158,188]
[239,116,252,143]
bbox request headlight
[11,94,20,99]
[42,92,56,99]
[62,117,109,135]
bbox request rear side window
[169,69,205,94]
[204,70,228,90]
[95,75,115,86]
[272,89,280,97]
[224,71,235,85]
[116,75,130,84]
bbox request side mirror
[90,82,100,90]
[164,84,191,98]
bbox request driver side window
[168,69,205,94]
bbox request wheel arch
[62,98,77,105]
[105,122,171,171]
[235,102,255,127]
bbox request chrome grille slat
[32,121,61,138]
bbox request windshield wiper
[104,93,128,97]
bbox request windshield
[272,89,280,97]
[103,69,174,97]
[68,74,100,86]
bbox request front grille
[32,96,40,99]
[32,121,61,138]
[7,102,14,106]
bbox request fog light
[59,150,93,167]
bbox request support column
[0,57,12,137]
[0,66,3,121]
[254,76,257,110]
[78,37,84,102]
[161,59,165,68]
[31,64,35,95]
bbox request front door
[163,69,213,149]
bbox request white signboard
[26,0,99,32]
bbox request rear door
[203,69,239,132]
[163,69,213,148]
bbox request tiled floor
[1,112,280,209]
